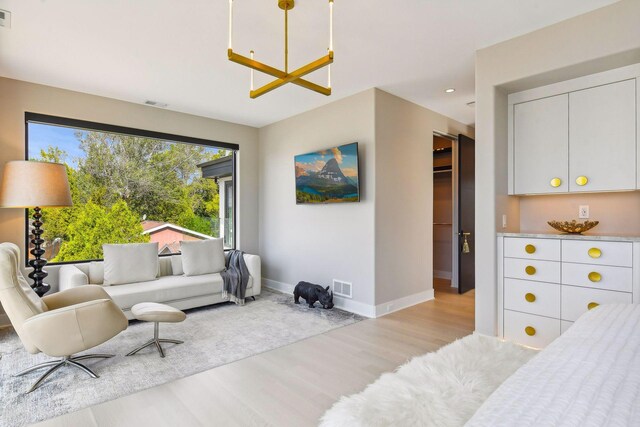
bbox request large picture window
[25,113,238,264]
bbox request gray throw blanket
[220,250,250,305]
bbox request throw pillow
[89,261,105,285]
[103,242,159,286]
[180,239,225,276]
[171,255,184,276]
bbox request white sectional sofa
[58,254,261,319]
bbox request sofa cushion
[170,255,184,276]
[103,243,159,286]
[89,261,104,285]
[103,273,223,310]
[180,239,225,276]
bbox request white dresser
[497,233,640,348]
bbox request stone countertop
[496,232,640,242]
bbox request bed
[466,304,640,426]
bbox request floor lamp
[0,161,73,296]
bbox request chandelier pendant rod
[285,7,289,74]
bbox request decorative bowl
[547,220,599,234]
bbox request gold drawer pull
[588,248,602,259]
[525,293,536,303]
[588,272,602,283]
[525,244,536,254]
[525,326,536,336]
[588,302,600,310]
[576,176,588,186]
[550,178,562,188]
[525,266,536,275]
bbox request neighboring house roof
[141,220,166,232]
[159,242,180,255]
[141,221,214,241]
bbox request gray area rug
[0,289,363,427]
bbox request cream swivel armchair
[0,243,128,393]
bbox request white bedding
[466,304,640,427]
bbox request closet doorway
[433,132,475,295]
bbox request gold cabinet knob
[588,302,600,310]
[550,178,562,188]
[525,244,536,254]
[525,265,536,275]
[525,293,536,303]
[576,176,589,186]
[588,272,602,282]
[525,326,536,336]
[588,247,602,259]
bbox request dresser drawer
[561,286,633,321]
[562,263,632,293]
[504,258,561,283]
[504,278,560,318]
[504,310,561,349]
[504,237,560,261]
[561,240,632,267]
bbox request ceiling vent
[466,101,476,108]
[144,100,168,108]
[0,10,11,28]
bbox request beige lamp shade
[0,161,73,208]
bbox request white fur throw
[319,334,536,427]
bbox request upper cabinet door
[569,79,637,192]
[514,94,569,195]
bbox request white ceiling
[0,0,618,128]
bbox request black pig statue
[294,281,334,309]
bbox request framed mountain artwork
[294,142,360,204]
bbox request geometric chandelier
[227,0,334,99]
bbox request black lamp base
[28,206,50,297]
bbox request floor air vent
[333,279,352,298]
[0,10,11,28]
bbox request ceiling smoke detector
[144,100,168,108]
[0,9,11,28]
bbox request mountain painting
[295,142,360,204]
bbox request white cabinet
[513,95,568,194]
[569,79,636,192]
[498,235,640,349]
[508,65,640,195]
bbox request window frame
[24,112,239,267]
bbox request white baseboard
[434,270,452,280]
[263,278,295,295]
[264,278,376,318]
[333,297,376,318]
[263,279,433,319]
[375,289,435,317]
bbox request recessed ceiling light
[445,88,455,93]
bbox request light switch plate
[502,214,507,229]
[579,205,589,219]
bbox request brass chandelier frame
[228,0,334,99]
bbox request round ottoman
[126,302,186,358]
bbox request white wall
[258,88,473,316]
[374,90,473,306]
[258,90,377,310]
[0,77,259,305]
[475,0,640,335]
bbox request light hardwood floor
[34,286,474,427]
